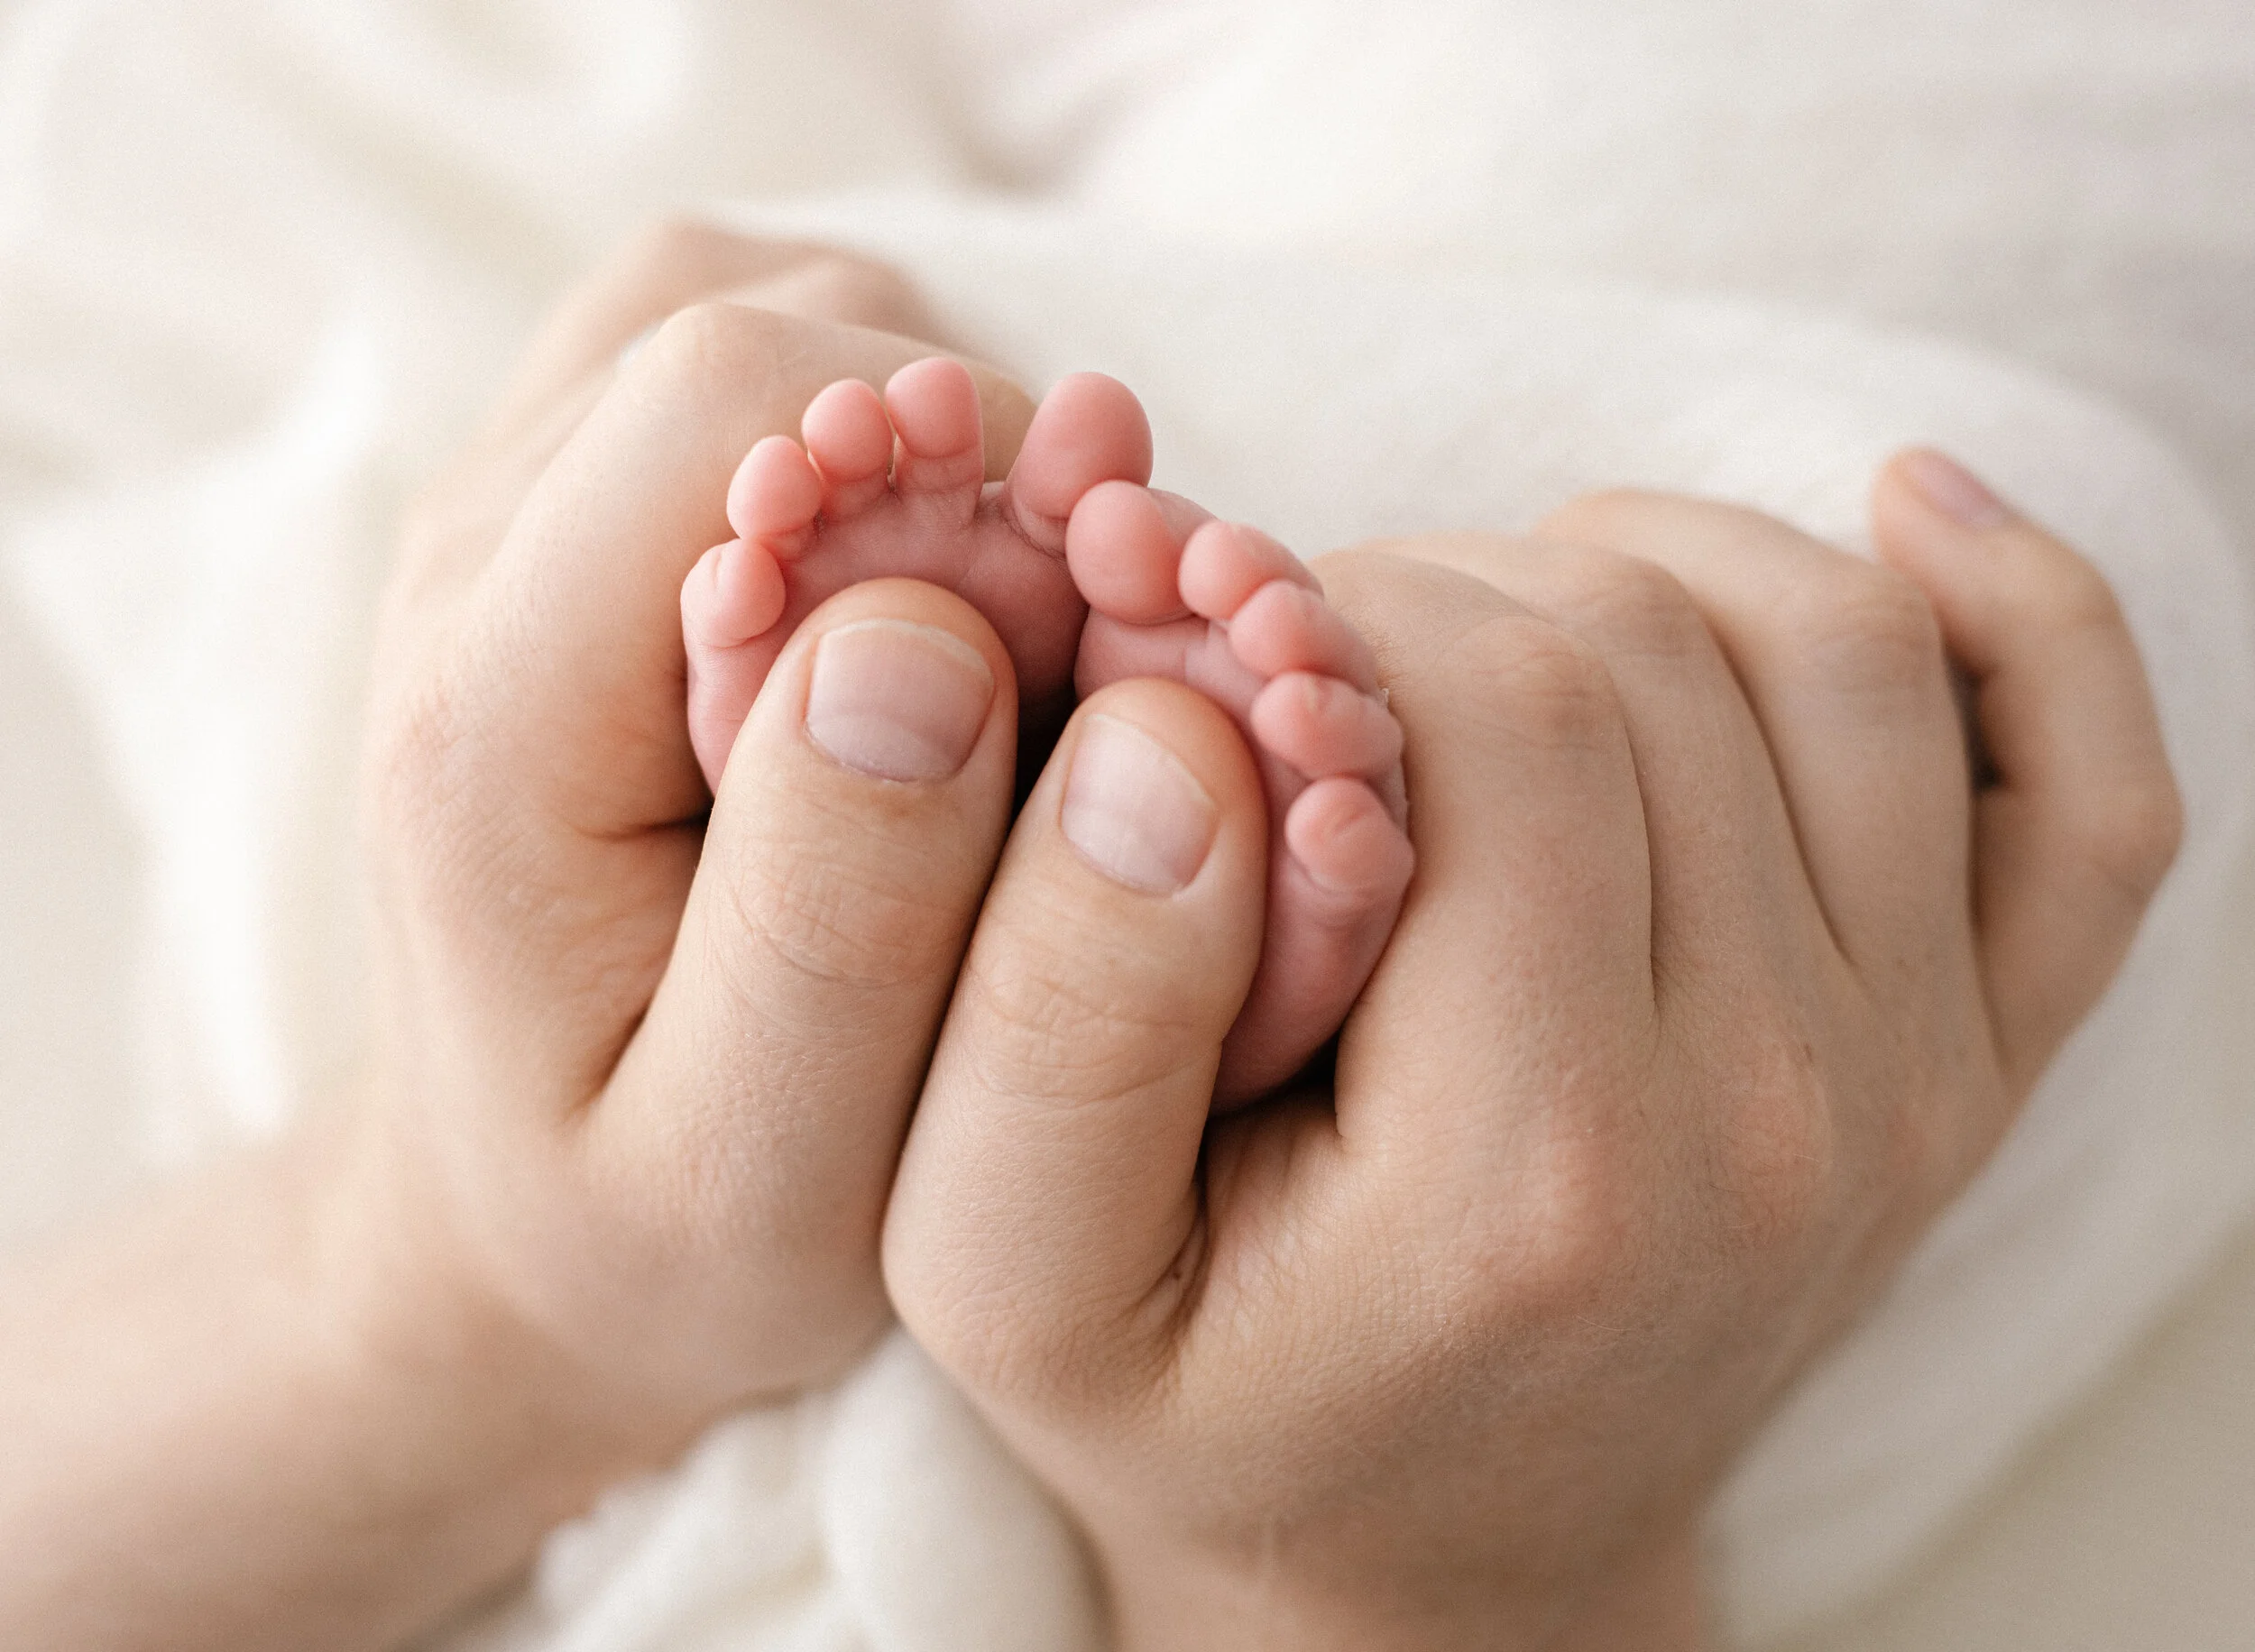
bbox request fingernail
[1901,448,2015,530]
[805,620,994,781]
[1061,714,1219,895]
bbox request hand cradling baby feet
[680,357,1413,1104]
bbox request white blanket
[3,4,2251,1648]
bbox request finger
[1313,551,1655,1161]
[1535,491,1968,977]
[1411,529,1825,1006]
[492,221,1031,481]
[594,580,1020,1374]
[1873,449,2184,1098]
[472,301,1032,837]
[884,678,1269,1400]
[486,220,940,442]
[437,223,1027,601]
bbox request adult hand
[880,454,2180,1650]
[365,222,1035,1419]
[2,224,1036,1652]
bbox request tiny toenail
[805,620,994,782]
[1061,714,1220,895]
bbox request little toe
[726,436,825,558]
[683,538,787,651]
[682,539,788,790]
[1003,372,1155,555]
[1284,777,1416,903]
[1068,482,1218,623]
[801,377,895,518]
[1249,672,1404,785]
[1227,579,1382,692]
[1179,520,1321,620]
[886,356,988,503]
[1214,778,1415,1105]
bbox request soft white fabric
[1,4,2250,1648]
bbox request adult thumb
[883,679,1269,1409]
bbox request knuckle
[759,253,925,332]
[1490,1142,1642,1314]
[1543,546,1707,660]
[1707,1022,1841,1253]
[2074,771,2186,906]
[639,298,787,399]
[1850,1009,1994,1233]
[616,219,929,336]
[1413,1090,1653,1325]
[721,842,961,996]
[622,216,756,292]
[1875,1079,1958,1218]
[2015,540,2129,638]
[962,941,1214,1104]
[1536,486,1667,543]
[1779,564,1944,695]
[1443,614,1626,756]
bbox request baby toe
[885,356,987,501]
[1227,579,1382,693]
[726,436,825,557]
[683,538,787,650]
[1249,672,1404,784]
[1212,776,1415,1105]
[682,539,788,791]
[1179,521,1320,621]
[1284,778,1416,904]
[1067,482,1215,623]
[801,377,895,518]
[1004,372,1155,554]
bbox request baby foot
[1070,483,1416,1106]
[680,357,1155,788]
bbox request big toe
[1067,482,1221,624]
[1005,372,1155,554]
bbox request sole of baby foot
[681,358,1155,792]
[1070,489,1415,1105]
